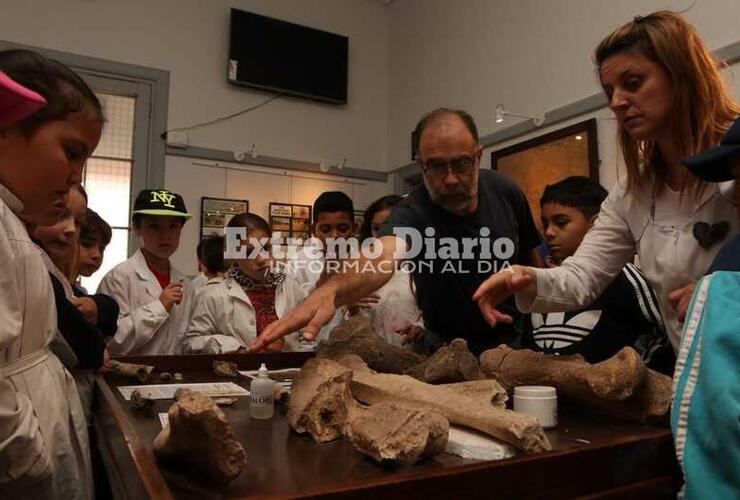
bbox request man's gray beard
[424,177,478,214]
[429,190,475,213]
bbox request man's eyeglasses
[419,154,478,177]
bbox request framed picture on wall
[271,216,292,232]
[491,118,599,229]
[199,197,249,239]
[270,203,292,218]
[269,202,312,243]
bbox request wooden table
[94,354,682,499]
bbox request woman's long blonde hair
[594,11,739,195]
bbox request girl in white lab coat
[184,213,304,353]
[98,189,191,355]
[0,50,104,499]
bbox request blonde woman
[474,11,739,352]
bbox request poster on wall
[269,202,312,243]
[200,197,249,239]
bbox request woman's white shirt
[517,180,738,350]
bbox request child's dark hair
[540,176,608,219]
[0,49,103,135]
[313,191,354,223]
[197,235,227,274]
[359,195,402,241]
[227,212,271,235]
[80,209,112,247]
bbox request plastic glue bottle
[250,363,275,419]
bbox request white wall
[165,156,392,274]
[0,0,391,171]
[388,0,740,180]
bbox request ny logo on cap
[150,190,176,208]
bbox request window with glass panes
[80,93,135,293]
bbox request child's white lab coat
[98,249,188,355]
[183,274,305,353]
[0,185,92,499]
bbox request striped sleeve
[622,263,665,330]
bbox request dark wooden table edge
[247,428,677,499]
[95,373,175,500]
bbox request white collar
[0,183,24,213]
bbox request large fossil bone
[153,390,247,483]
[338,354,507,409]
[577,367,673,424]
[346,403,449,465]
[317,316,425,373]
[335,356,549,454]
[288,358,450,464]
[480,345,672,424]
[287,357,357,443]
[404,338,484,384]
[480,345,645,401]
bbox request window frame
[0,40,169,254]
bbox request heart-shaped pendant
[692,221,730,249]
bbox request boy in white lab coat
[99,189,191,355]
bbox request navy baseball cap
[683,117,740,182]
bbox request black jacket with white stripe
[520,263,673,372]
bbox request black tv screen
[228,9,348,104]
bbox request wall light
[494,104,545,127]
[233,143,259,162]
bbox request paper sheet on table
[117,382,249,400]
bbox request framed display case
[491,118,599,229]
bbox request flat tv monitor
[228,9,349,104]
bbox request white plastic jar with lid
[513,385,557,429]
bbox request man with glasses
[251,108,541,355]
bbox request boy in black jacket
[519,176,673,373]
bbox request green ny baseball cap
[132,189,191,218]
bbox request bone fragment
[287,357,357,443]
[108,360,154,382]
[347,403,449,465]
[213,360,242,378]
[317,316,424,373]
[405,339,484,384]
[153,390,247,483]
